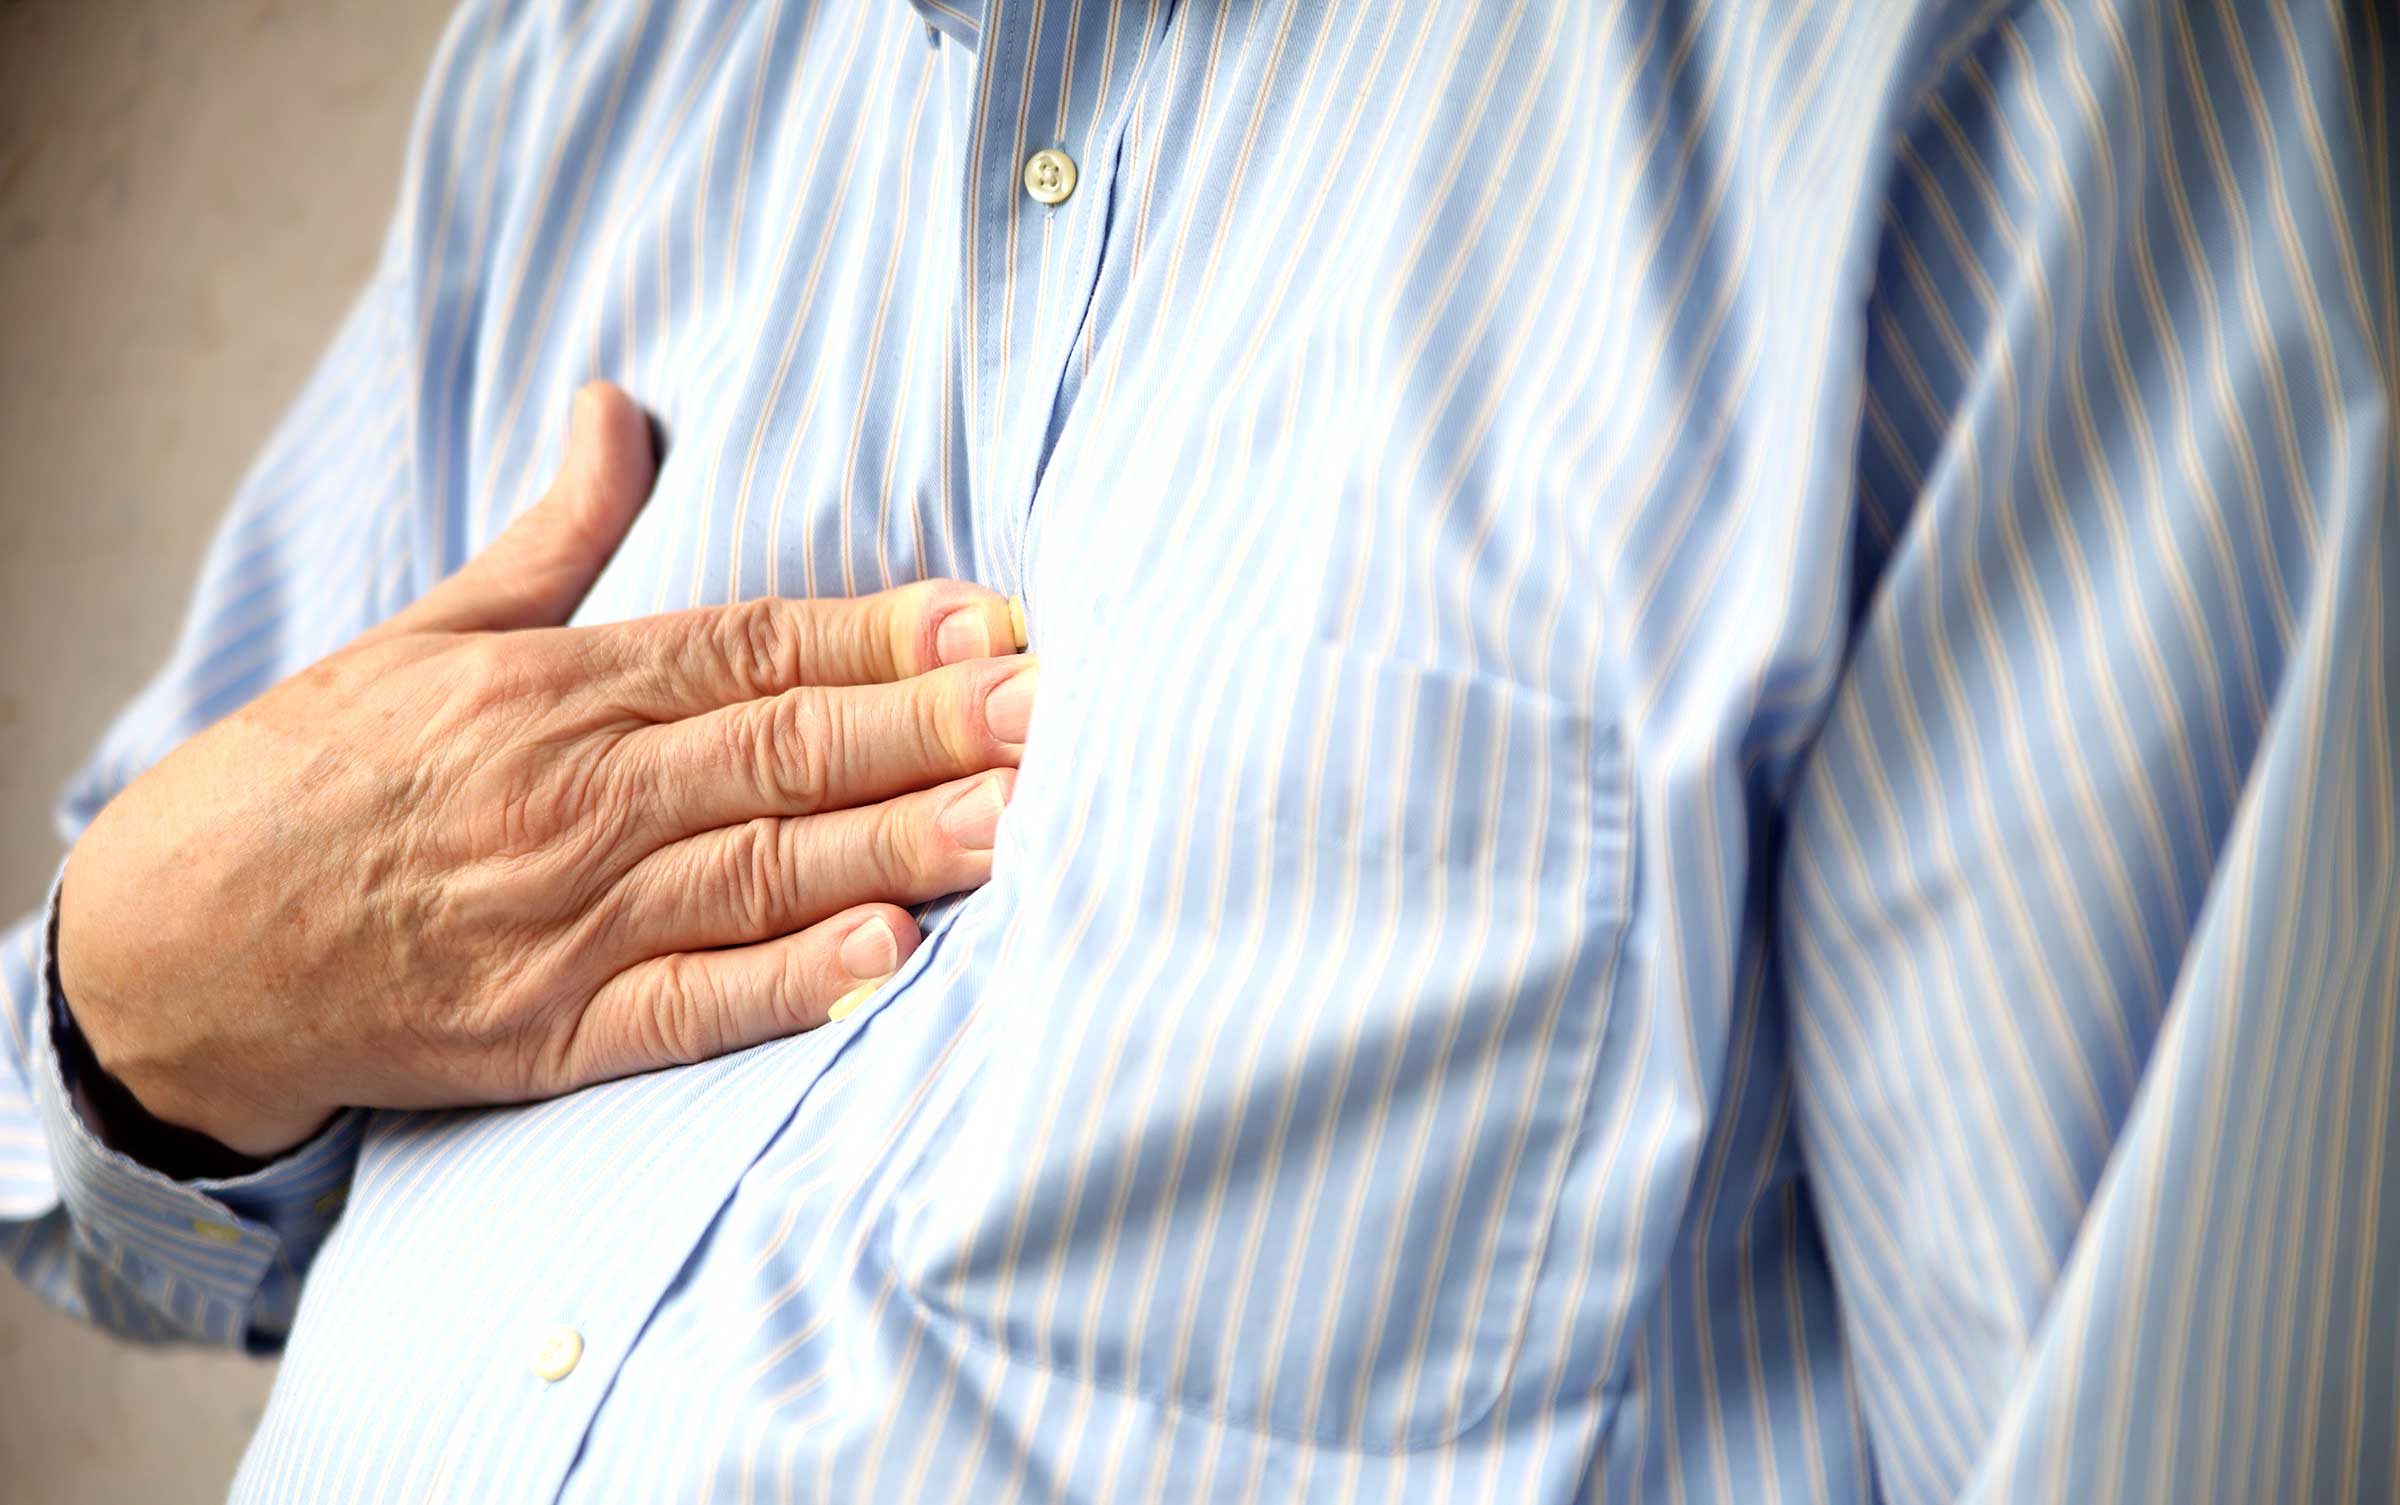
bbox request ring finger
[590,768,1016,960]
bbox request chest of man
[250,0,1797,1492]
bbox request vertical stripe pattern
[2,1,2393,1500]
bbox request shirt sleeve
[0,192,423,1352]
[1778,5,2397,1502]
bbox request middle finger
[612,653,1039,843]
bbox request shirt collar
[903,0,983,49]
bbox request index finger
[573,580,1025,721]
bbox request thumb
[379,381,656,638]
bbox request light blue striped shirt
[5,0,2396,1499]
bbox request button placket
[1023,147,1077,205]
[959,1,1176,606]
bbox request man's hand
[55,384,1036,1159]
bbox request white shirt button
[532,1325,584,1381]
[1023,148,1077,206]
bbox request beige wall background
[0,2,456,1499]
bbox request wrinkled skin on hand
[58,384,1038,1157]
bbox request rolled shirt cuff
[32,867,361,1348]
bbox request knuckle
[458,763,559,856]
[570,748,645,855]
[472,751,613,858]
[759,688,841,809]
[488,780,555,853]
[451,637,527,710]
[448,970,537,1057]
[914,670,977,768]
[720,598,800,694]
[869,798,938,889]
[639,954,722,1067]
[573,872,641,955]
[477,961,576,1091]
[724,816,799,933]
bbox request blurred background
[0,2,454,1498]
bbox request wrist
[49,996,276,1181]
[53,852,326,1168]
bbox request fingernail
[984,659,1040,745]
[934,607,993,665]
[839,917,900,979]
[827,983,876,1023]
[1008,596,1029,650]
[939,774,1009,851]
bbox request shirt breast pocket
[879,626,1631,1449]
